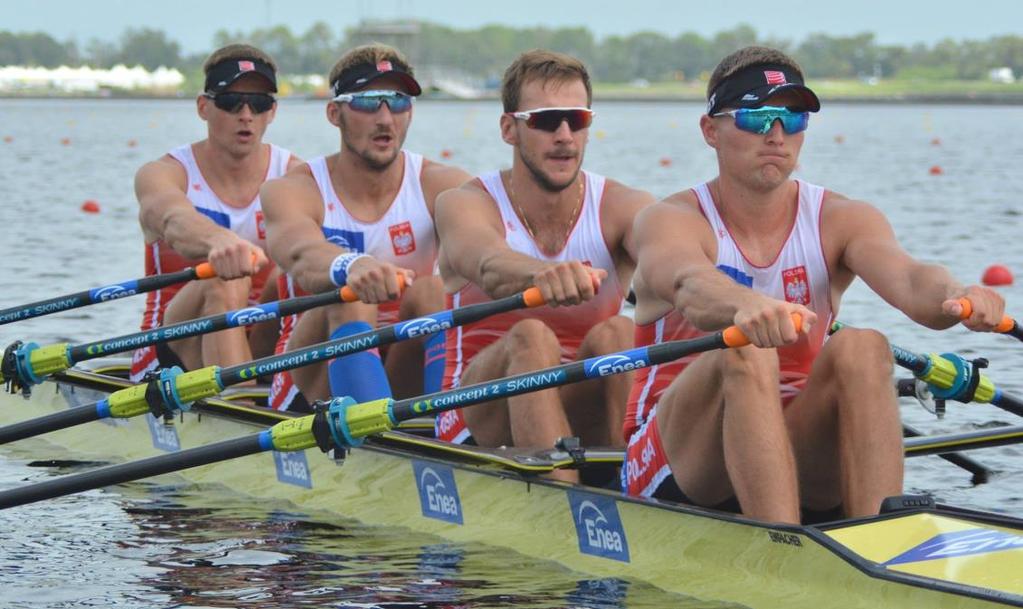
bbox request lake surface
[1,98,1022,607]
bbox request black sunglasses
[204,92,276,114]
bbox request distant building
[0,65,184,93]
[989,67,1015,84]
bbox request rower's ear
[700,114,718,148]
[197,94,210,122]
[500,112,517,146]
[326,102,342,128]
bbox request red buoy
[2,136,12,143]
[929,165,943,176]
[982,265,1013,286]
[440,149,453,159]
[659,157,672,167]
[834,135,845,144]
[61,137,71,146]
[127,139,138,148]
[80,200,101,214]
[930,137,942,146]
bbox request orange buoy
[929,165,943,176]
[440,149,453,159]
[80,200,101,214]
[127,139,138,148]
[834,135,845,144]
[930,137,942,146]
[982,265,1013,286]
[60,137,71,146]
[2,135,12,143]
[659,157,672,167]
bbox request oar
[830,321,1023,418]
[0,287,547,445]
[0,316,781,510]
[905,424,1023,457]
[1,287,362,394]
[0,263,216,327]
[957,297,1023,343]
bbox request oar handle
[956,298,1015,333]
[721,313,804,348]
[337,273,408,303]
[193,262,216,279]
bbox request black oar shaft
[0,405,100,444]
[0,266,203,326]
[903,422,991,483]
[904,424,1023,457]
[0,433,265,510]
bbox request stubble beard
[518,147,583,193]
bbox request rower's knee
[505,319,561,366]
[583,315,634,353]
[399,275,444,318]
[828,328,893,381]
[721,345,779,391]
[199,277,250,313]
[325,300,377,329]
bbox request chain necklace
[507,171,584,254]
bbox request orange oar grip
[194,262,216,279]
[957,297,1015,333]
[522,287,545,308]
[722,313,804,348]
[339,273,407,303]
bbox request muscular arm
[420,159,472,219]
[136,157,265,278]
[833,197,991,329]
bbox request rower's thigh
[561,315,635,445]
[654,350,731,500]
[161,281,211,369]
[288,307,330,401]
[458,335,517,446]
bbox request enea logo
[412,460,463,524]
[397,312,453,339]
[90,281,139,302]
[146,413,180,452]
[322,227,365,253]
[273,450,312,488]
[227,305,278,326]
[584,349,648,378]
[884,528,1023,566]
[567,490,630,562]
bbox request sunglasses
[204,92,276,114]
[333,90,414,113]
[510,107,595,132]
[712,106,810,135]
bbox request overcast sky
[6,0,1021,52]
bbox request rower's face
[327,75,413,172]
[501,78,589,192]
[701,89,806,192]
[197,73,276,159]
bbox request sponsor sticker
[227,303,279,327]
[389,221,416,255]
[146,413,180,452]
[764,70,787,85]
[238,60,255,72]
[396,311,453,339]
[782,265,810,305]
[584,348,649,378]
[567,490,630,562]
[412,460,463,524]
[273,450,312,488]
[89,280,140,302]
[884,528,1023,565]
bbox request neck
[195,140,267,182]
[507,163,583,220]
[712,175,797,235]
[334,149,405,204]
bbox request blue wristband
[329,252,369,287]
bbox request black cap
[707,64,820,116]
[331,59,422,97]
[205,57,277,94]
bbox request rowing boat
[1,358,1021,608]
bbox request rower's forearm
[903,264,963,330]
[672,269,749,330]
[478,251,543,299]
[161,212,223,261]
[285,246,344,294]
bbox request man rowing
[132,44,301,382]
[434,50,655,478]
[261,44,470,411]
[621,45,1006,523]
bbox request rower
[132,44,302,382]
[434,50,655,481]
[260,44,470,411]
[621,45,1007,523]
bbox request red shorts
[621,406,674,497]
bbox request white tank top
[168,143,291,250]
[309,151,436,278]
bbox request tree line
[2,22,1022,82]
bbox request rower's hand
[943,286,1006,332]
[347,255,414,304]
[206,232,267,280]
[531,262,606,307]
[733,295,815,348]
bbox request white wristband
[329,252,369,287]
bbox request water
[1,98,1023,606]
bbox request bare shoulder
[636,189,703,226]
[421,158,472,192]
[821,190,890,230]
[601,178,656,210]
[135,153,187,190]
[260,163,320,214]
[285,152,305,171]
